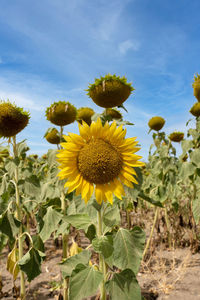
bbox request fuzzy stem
[164,206,172,248]
[60,125,68,300]
[13,135,26,299]
[191,183,198,242]
[143,207,159,259]
[126,209,131,230]
[97,209,106,300]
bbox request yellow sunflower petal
[95,185,104,205]
[104,184,113,205]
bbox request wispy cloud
[118,39,140,55]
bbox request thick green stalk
[143,207,159,259]
[60,126,68,300]
[97,209,106,300]
[13,136,26,299]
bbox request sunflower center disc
[78,139,123,184]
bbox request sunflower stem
[13,135,26,300]
[164,206,172,249]
[143,207,159,260]
[97,209,106,300]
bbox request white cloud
[118,39,140,55]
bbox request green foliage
[106,269,142,300]
[18,247,45,282]
[69,264,103,300]
[113,227,146,275]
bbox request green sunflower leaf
[69,264,103,300]
[106,269,142,300]
[113,227,145,275]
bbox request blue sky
[0,0,200,160]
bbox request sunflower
[57,118,144,204]
[168,131,184,142]
[86,74,134,108]
[192,74,200,102]
[0,101,30,137]
[190,102,200,117]
[46,101,77,126]
[44,128,60,144]
[77,107,95,125]
[105,108,122,120]
[148,116,165,131]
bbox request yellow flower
[148,116,165,131]
[57,118,144,205]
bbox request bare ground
[1,240,200,300]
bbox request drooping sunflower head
[168,131,184,143]
[77,107,95,125]
[148,116,165,131]
[86,74,134,108]
[0,101,30,138]
[57,118,144,204]
[192,74,200,102]
[190,102,200,117]
[105,108,122,120]
[44,128,60,144]
[46,101,77,126]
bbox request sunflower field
[0,74,200,300]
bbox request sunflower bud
[46,101,77,126]
[86,74,134,108]
[44,128,60,144]
[105,108,122,120]
[148,116,165,131]
[168,131,184,142]
[190,102,200,117]
[77,107,95,125]
[0,101,30,137]
[192,74,200,102]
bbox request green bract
[148,116,165,131]
[86,74,134,108]
[0,101,30,137]
[46,101,77,126]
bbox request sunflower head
[46,101,77,126]
[42,154,47,159]
[0,101,30,138]
[192,74,200,102]
[168,131,184,143]
[33,154,38,159]
[77,107,95,125]
[86,74,134,108]
[44,128,60,144]
[57,118,144,204]
[190,102,200,117]
[148,116,165,131]
[105,108,122,120]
